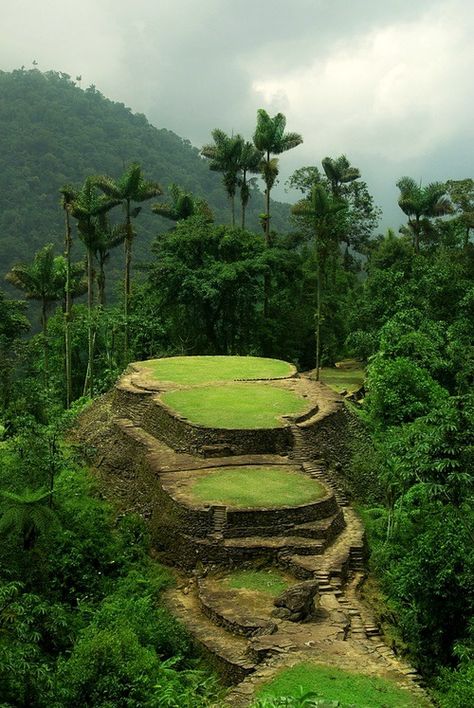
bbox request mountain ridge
[0,68,291,280]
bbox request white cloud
[252,3,474,162]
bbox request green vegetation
[1,66,474,706]
[0,417,221,707]
[189,466,325,507]
[255,663,424,707]
[161,383,308,428]
[226,569,290,596]
[0,68,291,280]
[319,365,364,393]
[147,355,294,384]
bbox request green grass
[189,466,325,508]
[225,569,290,596]
[145,356,294,385]
[161,383,309,428]
[257,663,425,707]
[319,367,365,394]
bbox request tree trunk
[84,246,94,396]
[265,150,271,245]
[414,216,420,254]
[41,299,49,389]
[98,258,106,307]
[124,201,132,363]
[231,194,235,227]
[241,169,247,229]
[315,255,321,381]
[64,208,72,408]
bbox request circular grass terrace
[256,663,426,707]
[160,383,309,429]
[224,568,291,596]
[183,466,325,508]
[144,355,295,385]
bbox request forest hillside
[0,68,290,278]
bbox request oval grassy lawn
[144,355,294,385]
[224,569,291,596]
[161,383,309,428]
[257,663,426,707]
[188,466,325,508]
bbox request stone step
[285,511,345,540]
[365,628,382,637]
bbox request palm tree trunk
[41,298,49,389]
[231,195,235,227]
[414,216,420,254]
[64,208,72,408]
[84,246,94,396]
[265,150,271,245]
[98,258,106,307]
[241,169,247,229]
[124,201,132,363]
[315,254,321,382]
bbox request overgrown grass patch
[146,356,294,385]
[256,663,425,707]
[225,569,290,596]
[319,366,365,394]
[189,466,325,508]
[161,383,308,428]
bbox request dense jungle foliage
[0,68,473,706]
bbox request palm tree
[70,177,120,395]
[322,155,360,198]
[292,184,346,380]
[5,244,66,387]
[253,110,303,244]
[93,164,162,361]
[237,141,263,229]
[152,183,213,224]
[0,488,58,550]
[397,177,453,254]
[201,130,243,226]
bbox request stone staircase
[290,424,350,507]
[210,505,227,539]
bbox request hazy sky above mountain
[1,0,473,229]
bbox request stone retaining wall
[143,396,293,457]
[198,582,277,638]
[225,493,338,532]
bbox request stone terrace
[74,359,431,706]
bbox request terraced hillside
[75,356,431,706]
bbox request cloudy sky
[1,0,473,228]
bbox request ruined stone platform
[73,358,431,706]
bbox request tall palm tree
[322,155,360,198]
[201,130,243,226]
[253,110,303,244]
[237,141,263,229]
[93,164,162,361]
[292,184,346,380]
[70,177,120,395]
[5,244,66,387]
[397,177,452,254]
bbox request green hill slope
[0,68,291,279]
